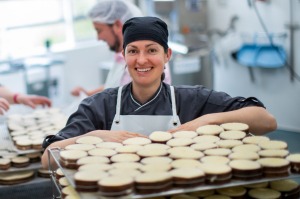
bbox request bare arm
[0,86,16,103]
[41,130,146,169]
[169,106,277,135]
[71,86,105,97]
[0,86,51,108]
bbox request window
[72,0,98,42]
[0,0,98,60]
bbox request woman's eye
[127,49,137,54]
[149,48,157,53]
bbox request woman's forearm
[203,106,277,135]
[170,106,277,135]
[41,137,79,169]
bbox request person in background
[0,85,51,114]
[42,16,277,169]
[71,0,172,97]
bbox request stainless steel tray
[1,122,43,155]
[48,148,300,199]
[0,162,42,174]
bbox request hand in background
[17,94,52,109]
[0,98,10,115]
[71,86,88,97]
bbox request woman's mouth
[136,67,152,72]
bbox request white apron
[111,85,181,136]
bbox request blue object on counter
[236,44,286,68]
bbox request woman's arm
[170,106,277,135]
[41,130,145,169]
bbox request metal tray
[48,148,300,199]
[1,122,43,155]
[0,162,42,174]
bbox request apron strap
[170,86,179,126]
[115,86,123,124]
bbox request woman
[42,17,276,168]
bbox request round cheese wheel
[149,131,173,142]
[220,122,249,131]
[248,188,281,199]
[196,125,224,135]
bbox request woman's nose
[137,53,147,65]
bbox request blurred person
[0,85,51,114]
[71,0,171,97]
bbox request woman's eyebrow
[128,43,158,48]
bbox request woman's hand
[86,130,147,143]
[17,94,52,109]
[169,115,214,133]
[0,98,10,114]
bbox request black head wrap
[122,16,169,50]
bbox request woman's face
[123,40,171,87]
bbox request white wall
[207,0,300,132]
[53,43,114,105]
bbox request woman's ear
[165,48,172,63]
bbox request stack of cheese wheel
[0,152,42,170]
[286,153,300,174]
[0,158,11,170]
[270,179,300,199]
[0,170,35,185]
[167,179,300,199]
[57,122,300,197]
[7,108,67,151]
[38,169,51,178]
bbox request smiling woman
[122,16,171,93]
[124,41,170,91]
[42,16,277,169]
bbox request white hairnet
[88,0,143,24]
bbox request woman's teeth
[137,68,151,72]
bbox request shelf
[0,162,42,174]
[48,148,300,199]
[0,175,52,199]
[0,175,50,189]
[50,173,62,197]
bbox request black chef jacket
[43,83,264,148]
